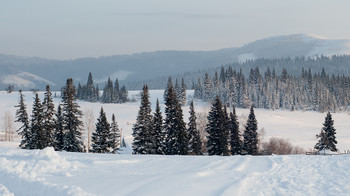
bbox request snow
[1,148,350,195]
[1,90,350,195]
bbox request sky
[1,0,350,60]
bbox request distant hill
[1,33,350,90]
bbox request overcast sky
[1,0,350,59]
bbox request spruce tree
[62,78,84,152]
[180,78,186,106]
[114,78,120,103]
[206,96,229,156]
[86,72,97,102]
[30,93,45,149]
[229,107,241,155]
[42,85,56,148]
[164,84,189,155]
[163,77,173,102]
[55,104,65,151]
[243,106,258,155]
[315,112,338,152]
[91,107,111,153]
[119,85,128,103]
[152,99,165,154]
[188,101,202,155]
[15,90,31,149]
[109,114,121,152]
[132,85,154,154]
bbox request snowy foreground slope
[1,147,350,196]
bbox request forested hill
[1,34,350,90]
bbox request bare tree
[3,111,15,141]
[261,137,305,155]
[196,111,208,153]
[83,109,95,152]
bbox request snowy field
[1,90,350,195]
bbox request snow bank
[2,148,350,195]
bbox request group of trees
[164,77,187,106]
[132,84,201,155]
[132,79,260,156]
[76,72,128,104]
[15,78,122,153]
[194,66,350,112]
[16,79,84,151]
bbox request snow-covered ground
[1,90,350,195]
[1,147,350,195]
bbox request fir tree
[180,78,186,106]
[92,107,111,153]
[119,85,128,103]
[62,78,84,152]
[229,107,241,155]
[15,90,31,149]
[86,72,97,102]
[188,101,202,155]
[164,83,189,155]
[243,106,258,155]
[163,77,173,102]
[315,112,338,152]
[30,93,45,149]
[109,114,121,152]
[132,85,154,154]
[152,99,165,154]
[42,85,56,148]
[114,78,120,103]
[206,96,229,156]
[55,104,65,151]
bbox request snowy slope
[1,147,350,195]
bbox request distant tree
[114,78,120,103]
[55,105,65,151]
[109,114,121,153]
[163,77,173,102]
[15,91,31,149]
[91,107,111,153]
[152,99,165,154]
[119,85,128,103]
[243,106,259,155]
[86,72,97,102]
[6,84,14,93]
[315,112,338,152]
[188,101,202,155]
[229,107,241,155]
[3,111,14,142]
[180,78,186,105]
[164,83,189,155]
[62,78,84,152]
[206,96,229,156]
[42,85,56,148]
[132,85,154,154]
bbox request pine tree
[42,85,56,148]
[206,96,228,156]
[109,114,121,152]
[188,101,202,155]
[243,106,258,155]
[62,78,84,152]
[164,83,189,155]
[30,93,45,149]
[152,99,165,154]
[101,77,114,103]
[55,104,65,151]
[180,78,186,106]
[315,112,338,152]
[163,77,173,102]
[92,107,111,153]
[114,78,120,103]
[229,107,241,155]
[119,85,128,103]
[15,90,31,149]
[86,72,97,102]
[132,85,154,154]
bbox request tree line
[15,78,122,153]
[194,66,350,112]
[76,72,128,103]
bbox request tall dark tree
[152,99,165,154]
[132,85,154,154]
[206,96,229,156]
[114,78,120,103]
[62,78,84,152]
[109,114,121,152]
[119,85,128,103]
[42,85,56,148]
[30,93,45,149]
[91,107,111,153]
[86,72,97,102]
[180,77,186,106]
[164,83,189,155]
[163,77,173,102]
[243,106,259,155]
[229,107,241,155]
[55,104,65,151]
[315,112,338,152]
[101,77,114,103]
[15,90,31,149]
[188,101,202,155]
